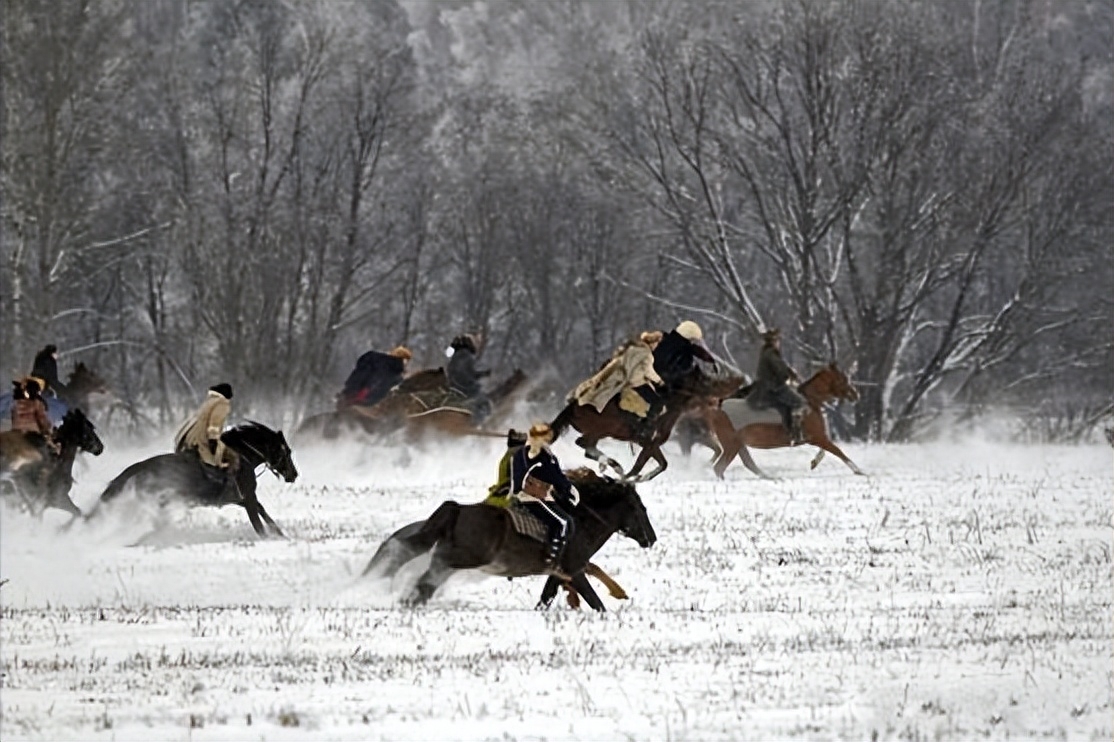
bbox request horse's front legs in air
[576,435,625,478]
[813,437,867,476]
[624,441,668,482]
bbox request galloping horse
[362,470,656,611]
[708,362,865,478]
[296,369,528,442]
[549,368,743,481]
[89,422,298,537]
[0,408,105,516]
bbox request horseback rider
[571,331,664,418]
[510,423,580,565]
[636,320,719,431]
[31,344,67,398]
[174,383,237,472]
[10,378,56,464]
[446,333,492,422]
[338,346,412,410]
[484,428,527,507]
[752,328,806,444]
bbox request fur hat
[527,422,553,443]
[506,428,527,448]
[761,327,781,343]
[450,334,477,353]
[675,320,703,341]
[388,346,413,361]
[639,330,664,346]
[209,382,233,399]
[43,344,58,355]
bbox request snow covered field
[1,434,1110,741]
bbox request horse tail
[549,403,575,442]
[362,502,461,579]
[97,461,148,504]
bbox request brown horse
[362,470,656,611]
[548,368,744,482]
[296,369,527,442]
[708,362,865,478]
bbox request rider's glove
[565,485,581,507]
[208,439,218,455]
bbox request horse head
[567,469,657,549]
[806,362,860,404]
[58,408,105,456]
[66,363,111,400]
[676,367,746,408]
[223,422,298,483]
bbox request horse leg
[734,441,773,480]
[405,546,454,606]
[586,562,628,600]
[626,444,667,482]
[536,575,563,610]
[253,501,286,539]
[576,435,624,478]
[812,437,866,476]
[809,450,827,470]
[568,571,606,612]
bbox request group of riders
[7,323,808,565]
[320,320,807,565]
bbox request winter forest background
[1,0,1111,441]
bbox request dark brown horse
[362,470,656,611]
[296,369,528,442]
[708,362,865,478]
[548,368,743,482]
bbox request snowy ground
[1,432,1110,741]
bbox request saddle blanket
[506,504,547,543]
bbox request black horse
[362,470,657,611]
[0,408,105,517]
[90,422,297,537]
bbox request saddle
[506,503,548,543]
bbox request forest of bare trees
[2,0,1110,441]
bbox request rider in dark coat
[636,320,718,433]
[751,328,806,443]
[338,346,412,408]
[31,345,66,398]
[652,321,718,388]
[446,333,492,421]
[510,423,580,565]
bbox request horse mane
[566,467,637,505]
[222,420,280,448]
[395,368,447,394]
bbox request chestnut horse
[296,369,527,442]
[549,368,743,482]
[707,362,865,478]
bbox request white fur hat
[675,320,703,341]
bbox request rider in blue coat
[509,423,580,565]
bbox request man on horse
[10,378,56,466]
[338,346,412,410]
[635,320,719,431]
[31,344,67,399]
[571,331,664,419]
[175,383,237,476]
[751,328,806,444]
[446,333,492,422]
[510,423,580,565]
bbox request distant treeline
[2,0,1110,440]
